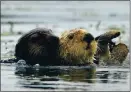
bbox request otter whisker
[28,43,43,56]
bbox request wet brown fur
[59,28,97,65]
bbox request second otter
[59,28,97,65]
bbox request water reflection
[15,65,96,89]
[14,65,129,90]
[96,70,128,84]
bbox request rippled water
[1,64,130,91]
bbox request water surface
[1,64,130,91]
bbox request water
[1,64,130,91]
[1,1,130,91]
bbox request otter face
[28,32,49,56]
[60,29,97,64]
[28,32,59,57]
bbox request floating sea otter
[1,28,129,66]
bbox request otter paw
[107,43,129,65]
[95,30,120,44]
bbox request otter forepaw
[95,30,120,44]
[107,43,129,65]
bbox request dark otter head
[15,28,59,65]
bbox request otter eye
[68,34,74,39]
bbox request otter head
[59,28,97,64]
[15,28,60,65]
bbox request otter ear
[67,33,74,39]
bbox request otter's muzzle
[83,33,94,44]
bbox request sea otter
[15,28,60,65]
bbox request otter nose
[83,33,94,43]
